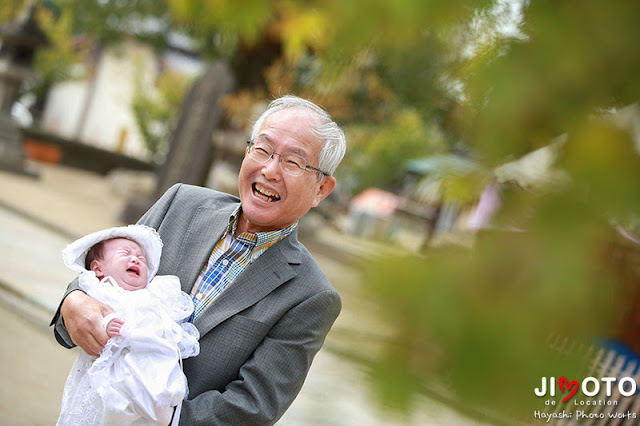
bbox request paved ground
[0,299,76,426]
[0,162,489,425]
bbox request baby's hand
[103,314,125,338]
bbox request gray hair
[249,95,346,178]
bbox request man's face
[90,238,148,291]
[237,109,336,234]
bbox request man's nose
[261,153,282,177]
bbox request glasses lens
[249,142,272,162]
[248,141,312,176]
[280,153,306,176]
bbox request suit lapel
[174,204,235,294]
[194,233,300,337]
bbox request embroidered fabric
[57,272,199,426]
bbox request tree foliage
[345,110,445,193]
[343,0,640,421]
[55,0,171,49]
[0,1,84,118]
[132,70,194,162]
[0,0,28,22]
[30,7,86,111]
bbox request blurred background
[1,0,640,424]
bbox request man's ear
[312,176,336,207]
[90,260,104,279]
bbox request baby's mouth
[127,265,140,276]
[253,183,281,202]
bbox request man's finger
[84,334,105,357]
[91,319,110,348]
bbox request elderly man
[52,95,347,425]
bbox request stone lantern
[0,2,49,175]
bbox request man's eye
[286,159,303,168]
[284,154,305,168]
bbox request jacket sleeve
[179,289,341,426]
[50,276,82,348]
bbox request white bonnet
[62,225,163,282]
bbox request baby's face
[91,238,149,291]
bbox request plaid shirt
[189,206,297,321]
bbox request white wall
[41,79,87,138]
[41,39,160,160]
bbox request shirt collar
[227,205,297,251]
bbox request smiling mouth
[253,183,281,202]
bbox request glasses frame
[246,140,331,177]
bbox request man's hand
[60,290,113,356]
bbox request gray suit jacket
[53,183,342,425]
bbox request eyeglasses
[246,140,331,177]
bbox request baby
[57,225,199,426]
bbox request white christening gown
[57,272,199,426]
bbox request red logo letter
[558,377,579,402]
